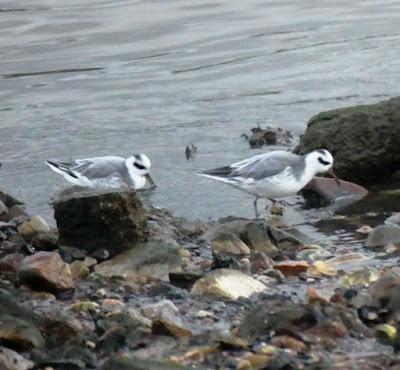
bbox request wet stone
[18,251,75,293]
[211,232,251,255]
[366,224,400,248]
[100,355,192,370]
[31,231,58,251]
[59,246,87,262]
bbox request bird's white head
[306,149,334,174]
[127,154,156,188]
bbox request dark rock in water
[365,224,400,248]
[244,124,292,148]
[18,251,75,293]
[0,314,45,350]
[53,189,148,256]
[95,241,182,281]
[100,355,193,370]
[295,96,400,184]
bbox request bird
[45,154,156,190]
[198,149,339,218]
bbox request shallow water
[1,0,400,229]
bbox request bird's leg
[253,197,260,219]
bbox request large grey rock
[295,97,400,183]
[53,189,148,256]
[365,224,400,248]
[95,241,182,281]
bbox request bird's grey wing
[231,152,302,180]
[72,158,126,179]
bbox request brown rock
[18,251,75,293]
[211,232,251,255]
[273,260,309,276]
[54,189,148,256]
[17,216,51,239]
[271,335,306,352]
[0,253,24,274]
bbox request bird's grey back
[231,151,305,181]
[72,157,127,179]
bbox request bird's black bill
[327,168,340,186]
[145,173,157,188]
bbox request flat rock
[53,189,148,256]
[18,251,75,293]
[295,96,400,183]
[365,224,400,248]
[100,355,192,370]
[191,268,265,300]
[0,346,34,370]
[95,241,182,281]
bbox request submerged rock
[95,241,182,281]
[296,96,400,183]
[54,189,148,256]
[365,224,400,248]
[191,268,265,300]
[18,251,75,293]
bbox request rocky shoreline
[0,184,400,370]
[1,96,400,370]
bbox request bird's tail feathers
[45,160,84,186]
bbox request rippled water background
[1,0,400,224]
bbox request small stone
[273,260,309,276]
[195,310,213,318]
[0,200,8,221]
[356,225,373,234]
[17,216,51,239]
[7,205,29,221]
[59,246,87,263]
[341,267,379,287]
[69,301,100,312]
[366,224,400,248]
[326,253,368,270]
[0,346,34,370]
[296,244,332,261]
[385,213,400,226]
[91,248,110,262]
[141,300,192,338]
[270,335,306,352]
[212,232,251,255]
[375,324,397,344]
[244,223,279,258]
[306,286,334,304]
[70,260,90,280]
[308,260,337,277]
[31,231,58,251]
[191,268,265,300]
[18,251,75,293]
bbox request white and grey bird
[45,154,156,189]
[198,149,339,218]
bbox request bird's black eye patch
[134,162,146,170]
[318,157,330,166]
